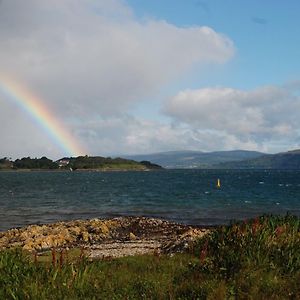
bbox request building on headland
[57,159,70,168]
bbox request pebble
[0,217,210,257]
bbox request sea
[1,169,300,231]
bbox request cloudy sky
[1,0,300,159]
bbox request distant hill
[215,149,300,169]
[3,150,300,170]
[124,150,266,169]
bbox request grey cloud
[0,102,64,159]
[0,0,235,158]
[164,85,300,152]
[0,0,234,116]
[283,80,300,92]
[73,115,264,156]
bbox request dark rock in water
[0,217,209,257]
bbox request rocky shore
[0,217,209,258]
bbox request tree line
[0,156,162,170]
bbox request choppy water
[0,169,300,231]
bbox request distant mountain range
[124,150,266,169]
[125,149,300,169]
[217,149,300,169]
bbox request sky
[1,0,300,159]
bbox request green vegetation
[193,214,300,298]
[66,156,158,171]
[0,156,162,171]
[0,156,59,170]
[14,156,59,170]
[1,215,299,299]
[3,148,300,170]
[139,160,162,169]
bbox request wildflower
[275,226,284,237]
[200,240,208,263]
[52,248,56,267]
[252,217,260,235]
[33,250,38,265]
[59,250,64,270]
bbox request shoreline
[1,215,299,298]
[0,168,162,172]
[0,216,221,236]
[0,216,210,258]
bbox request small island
[0,156,163,171]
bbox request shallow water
[0,169,300,230]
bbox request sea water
[0,169,300,231]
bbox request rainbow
[0,78,86,157]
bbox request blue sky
[128,0,300,89]
[0,0,300,158]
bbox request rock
[82,231,89,242]
[23,240,35,251]
[69,226,82,236]
[129,232,136,240]
[0,236,9,247]
[0,217,210,256]
[20,231,30,241]
[161,228,209,254]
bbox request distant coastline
[0,156,163,171]
[3,148,300,170]
[125,149,300,169]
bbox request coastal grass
[193,214,300,299]
[1,215,300,299]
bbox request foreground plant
[192,214,300,298]
[0,215,299,299]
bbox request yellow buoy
[217,178,221,188]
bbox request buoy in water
[217,178,221,188]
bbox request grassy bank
[1,215,300,299]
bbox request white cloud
[1,1,299,157]
[74,116,193,155]
[0,0,234,116]
[73,115,264,156]
[164,85,300,152]
[0,0,234,158]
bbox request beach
[0,216,209,258]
